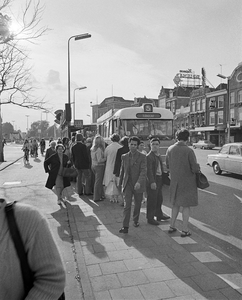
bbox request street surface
[1,143,242,299]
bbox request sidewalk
[1,150,242,300]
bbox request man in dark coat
[146,137,170,225]
[71,133,90,196]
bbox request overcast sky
[2,0,242,131]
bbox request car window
[229,145,240,156]
[220,145,229,154]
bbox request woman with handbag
[44,144,71,205]
[166,129,200,237]
[91,135,106,202]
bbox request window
[218,95,224,108]
[218,111,223,124]
[238,90,242,103]
[191,101,195,112]
[197,99,201,111]
[220,145,229,154]
[239,107,242,121]
[201,99,205,110]
[230,108,235,121]
[230,92,235,104]
[209,97,216,109]
[229,145,240,156]
[209,112,215,125]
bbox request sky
[1,0,242,132]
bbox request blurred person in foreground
[0,198,65,299]
[166,129,200,237]
[119,136,147,233]
[91,135,106,202]
[146,137,170,225]
[44,144,71,205]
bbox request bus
[97,103,174,158]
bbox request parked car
[193,140,215,149]
[207,142,242,175]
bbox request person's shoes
[168,226,177,233]
[147,219,159,225]
[157,215,170,221]
[119,227,128,233]
[181,231,191,237]
[94,198,104,202]
[133,222,140,227]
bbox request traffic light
[54,109,63,124]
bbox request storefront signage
[136,113,161,118]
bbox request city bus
[97,103,174,158]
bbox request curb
[0,156,23,171]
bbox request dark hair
[176,129,190,141]
[128,136,140,145]
[150,137,160,144]
[120,136,129,147]
[110,133,120,142]
[56,144,65,151]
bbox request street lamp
[87,114,91,123]
[72,86,87,122]
[25,115,29,133]
[217,73,230,143]
[67,33,91,105]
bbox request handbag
[62,166,78,178]
[5,202,65,300]
[196,172,209,189]
[162,172,170,186]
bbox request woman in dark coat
[44,144,70,205]
[166,129,200,237]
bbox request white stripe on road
[3,181,21,185]
[234,194,242,204]
[162,206,242,252]
[199,188,217,196]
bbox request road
[163,147,242,263]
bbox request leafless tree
[0,0,49,162]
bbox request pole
[227,78,230,143]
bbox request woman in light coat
[166,129,200,237]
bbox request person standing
[146,137,170,225]
[166,129,200,237]
[44,144,71,205]
[71,133,90,197]
[22,139,30,165]
[91,135,106,202]
[119,136,147,233]
[45,141,56,160]
[85,137,94,195]
[40,138,46,156]
[103,134,122,201]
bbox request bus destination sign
[136,113,161,118]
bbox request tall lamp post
[72,86,87,123]
[217,73,230,143]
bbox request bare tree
[0,0,49,162]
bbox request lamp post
[72,86,87,123]
[217,73,230,143]
[25,115,29,134]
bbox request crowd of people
[42,128,200,238]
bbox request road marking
[3,181,21,185]
[199,189,217,196]
[234,194,242,204]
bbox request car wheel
[213,162,222,175]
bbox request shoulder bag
[196,172,209,189]
[5,202,65,300]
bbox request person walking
[45,141,56,160]
[119,136,147,233]
[91,135,106,202]
[85,137,94,195]
[71,133,90,197]
[40,138,46,156]
[32,139,39,158]
[44,144,71,205]
[103,133,122,201]
[146,137,170,225]
[166,129,200,237]
[0,199,65,299]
